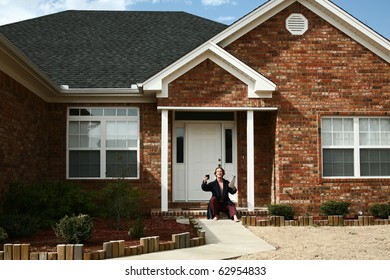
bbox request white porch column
[161,109,169,211]
[247,110,255,211]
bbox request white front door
[187,123,222,201]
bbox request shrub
[369,203,390,219]
[0,214,40,238]
[268,204,295,220]
[128,218,145,239]
[53,214,94,244]
[0,227,8,243]
[3,181,95,228]
[98,179,145,229]
[320,201,350,217]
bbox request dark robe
[201,178,237,219]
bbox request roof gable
[212,0,390,63]
[144,42,276,98]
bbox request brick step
[151,207,269,219]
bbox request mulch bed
[3,216,197,253]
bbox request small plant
[320,201,350,217]
[0,227,8,244]
[369,203,390,219]
[128,218,145,239]
[53,214,94,244]
[268,204,295,220]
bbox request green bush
[0,227,8,243]
[53,214,94,244]
[320,201,350,216]
[0,214,40,238]
[369,203,390,219]
[98,179,145,229]
[128,218,145,239]
[2,180,95,228]
[268,204,295,220]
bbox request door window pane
[176,128,184,163]
[225,129,233,164]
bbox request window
[322,117,390,178]
[68,108,139,179]
[176,127,185,164]
[225,129,233,164]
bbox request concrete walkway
[117,219,276,260]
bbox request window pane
[80,109,91,116]
[381,132,390,146]
[333,133,343,145]
[91,108,103,116]
[359,118,368,131]
[344,119,353,131]
[104,108,116,116]
[333,119,342,131]
[106,121,138,148]
[69,109,80,116]
[106,151,137,177]
[68,121,100,148]
[322,132,332,146]
[360,149,390,176]
[322,118,354,147]
[176,128,184,163]
[225,129,233,164]
[128,109,138,116]
[323,149,354,177]
[322,119,331,132]
[69,122,79,134]
[359,132,369,146]
[117,109,127,116]
[69,151,100,177]
[370,119,379,131]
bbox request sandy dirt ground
[238,225,390,260]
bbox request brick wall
[0,70,49,208]
[224,2,390,215]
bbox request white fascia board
[301,0,390,63]
[143,42,212,92]
[208,42,276,97]
[157,106,278,111]
[213,0,294,47]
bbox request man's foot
[212,216,218,221]
[233,215,239,222]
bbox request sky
[0,0,389,40]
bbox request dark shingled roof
[0,10,227,88]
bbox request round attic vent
[286,13,308,35]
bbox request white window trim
[66,107,140,179]
[322,116,390,179]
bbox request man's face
[215,168,224,178]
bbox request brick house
[1,0,389,216]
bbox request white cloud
[0,0,175,26]
[216,16,235,22]
[201,0,230,6]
